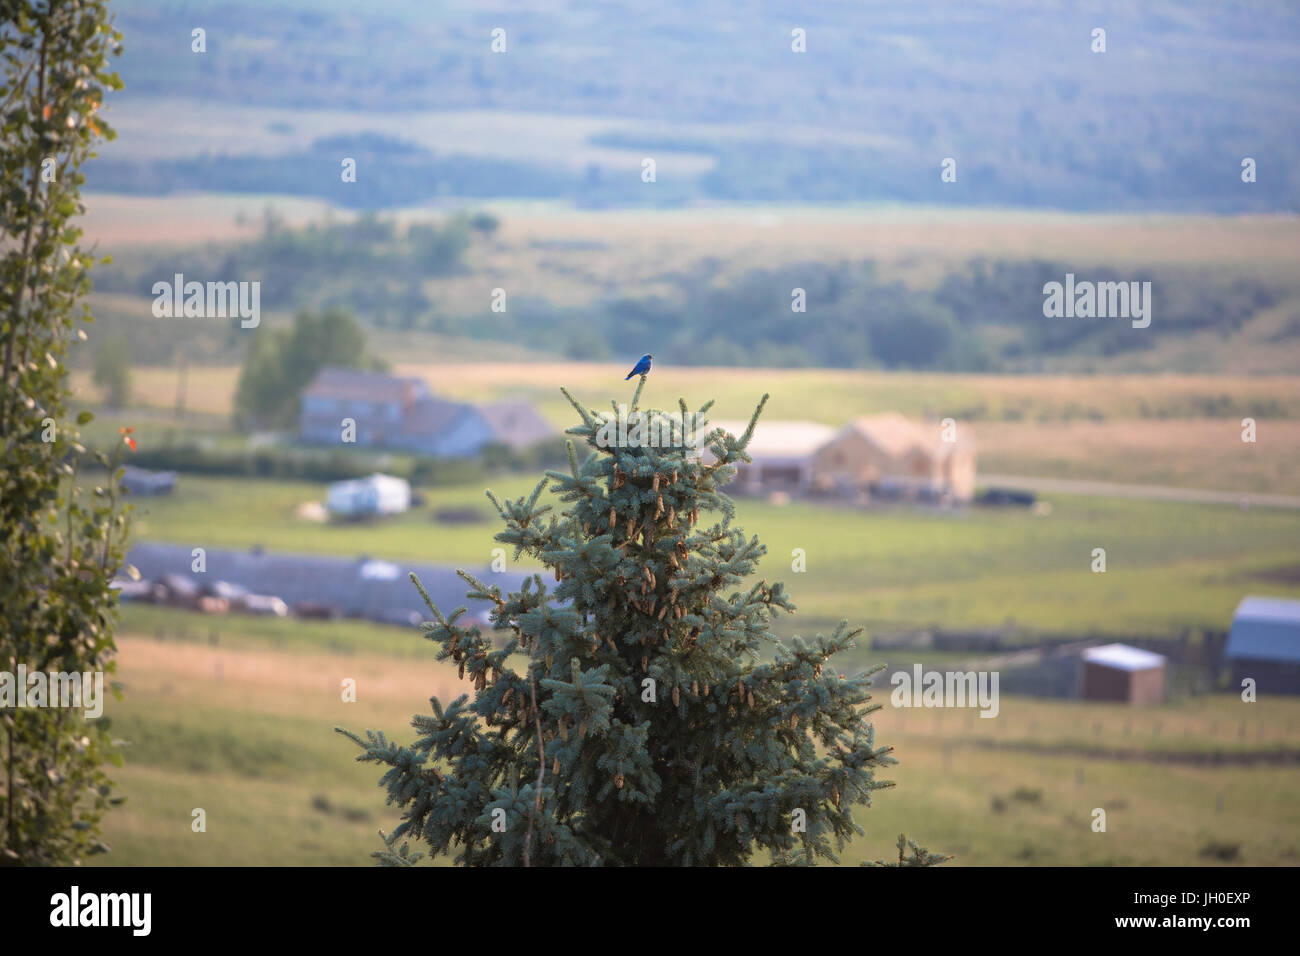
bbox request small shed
[326,473,411,519]
[1080,643,1167,704]
[1226,595,1300,695]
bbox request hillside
[92,0,1300,212]
[79,206,1300,374]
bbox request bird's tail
[625,372,635,380]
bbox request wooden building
[1080,643,1167,704]
[811,413,976,501]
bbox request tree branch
[522,637,546,867]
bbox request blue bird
[625,354,653,380]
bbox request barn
[811,413,976,501]
[1226,595,1300,695]
[707,419,836,495]
[300,366,554,457]
[1080,643,1167,704]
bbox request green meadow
[122,473,1300,641]
[85,428,1300,868]
[88,622,1300,867]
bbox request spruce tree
[340,378,943,866]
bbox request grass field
[87,622,1300,866]
[67,190,1300,865]
[78,361,1300,423]
[75,374,1300,867]
[80,192,1300,374]
[975,419,1300,495]
[115,472,1300,641]
[84,191,1300,286]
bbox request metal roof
[478,399,558,450]
[1226,595,1300,663]
[710,419,837,461]
[123,543,508,626]
[398,396,480,435]
[1081,642,1167,672]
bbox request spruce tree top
[341,378,942,866]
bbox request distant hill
[85,215,1300,374]
[94,0,1300,212]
